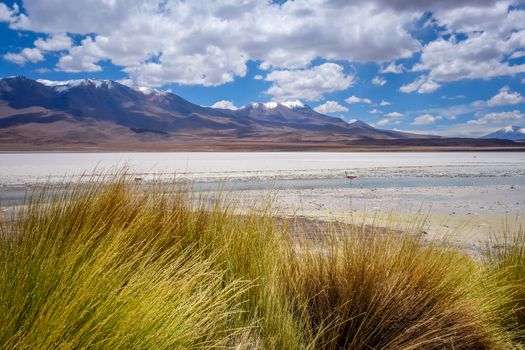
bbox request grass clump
[484,221,525,343]
[287,232,515,349]
[0,176,521,349]
[0,179,302,349]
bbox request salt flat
[1,152,524,245]
[1,152,525,185]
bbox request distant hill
[482,126,525,141]
[0,76,522,151]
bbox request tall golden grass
[0,177,523,349]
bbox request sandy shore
[227,182,525,250]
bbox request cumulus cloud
[56,36,108,72]
[0,4,11,21]
[379,62,405,74]
[467,110,525,125]
[412,5,525,84]
[313,101,348,114]
[372,76,386,86]
[211,100,239,110]
[265,63,354,101]
[377,118,401,126]
[385,111,404,118]
[4,0,525,91]
[379,100,391,106]
[345,95,372,104]
[399,75,440,93]
[412,114,441,125]
[2,0,421,86]
[34,33,72,51]
[510,51,525,59]
[369,109,383,114]
[487,86,523,107]
[4,47,44,65]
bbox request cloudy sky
[1,0,525,137]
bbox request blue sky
[1,0,525,137]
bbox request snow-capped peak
[37,78,115,92]
[502,125,525,134]
[116,79,169,96]
[248,102,278,109]
[281,99,305,109]
[133,86,169,96]
[245,100,305,110]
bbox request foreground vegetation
[0,178,524,349]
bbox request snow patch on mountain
[245,100,305,110]
[37,79,115,91]
[133,86,169,96]
[281,100,305,109]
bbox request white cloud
[253,74,263,80]
[3,47,44,65]
[5,0,525,91]
[487,86,523,107]
[510,51,525,59]
[372,76,386,86]
[412,114,441,125]
[34,33,72,51]
[379,62,404,74]
[379,100,391,106]
[4,0,421,86]
[314,100,348,114]
[412,5,525,84]
[56,36,106,72]
[211,100,238,110]
[467,110,525,125]
[369,109,383,114]
[58,55,102,72]
[345,95,372,104]
[385,111,404,118]
[0,3,19,22]
[399,75,440,94]
[265,63,354,101]
[441,94,466,100]
[3,53,26,65]
[377,118,400,126]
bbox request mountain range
[0,76,522,151]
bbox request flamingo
[345,171,357,180]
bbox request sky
[0,0,525,137]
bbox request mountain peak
[244,100,307,110]
[349,120,372,128]
[280,99,305,109]
[482,125,525,140]
[37,78,116,92]
[503,125,523,133]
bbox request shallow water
[193,175,525,192]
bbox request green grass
[0,177,523,349]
